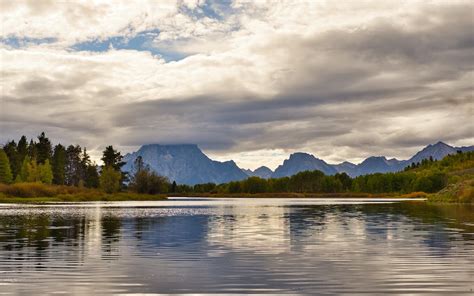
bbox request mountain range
[123,141,473,185]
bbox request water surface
[0,198,473,295]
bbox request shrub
[1,182,57,198]
[100,166,121,193]
[129,170,169,194]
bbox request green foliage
[0,149,13,184]
[171,181,177,193]
[17,156,30,182]
[101,146,125,170]
[84,165,100,188]
[194,183,217,193]
[100,166,121,193]
[52,144,66,185]
[128,156,169,194]
[36,132,52,164]
[28,139,37,160]
[130,168,170,194]
[242,177,268,193]
[101,146,126,187]
[38,160,53,184]
[26,159,40,182]
[3,141,19,179]
[17,136,28,160]
[65,145,83,186]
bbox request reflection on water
[0,198,473,295]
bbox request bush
[0,182,57,197]
[100,166,121,194]
[129,170,169,194]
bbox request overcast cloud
[1,0,473,169]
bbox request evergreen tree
[101,145,127,187]
[17,136,28,159]
[3,140,19,179]
[38,160,53,184]
[101,146,125,171]
[77,148,99,188]
[65,145,83,186]
[36,132,52,164]
[171,181,177,193]
[0,149,13,184]
[52,144,66,185]
[28,139,38,160]
[80,148,90,181]
[85,164,100,188]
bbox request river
[0,198,472,295]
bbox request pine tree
[28,139,38,159]
[17,136,28,162]
[52,144,66,185]
[101,146,125,171]
[101,146,126,187]
[38,160,53,184]
[36,132,52,164]
[85,164,100,188]
[65,145,82,186]
[0,149,13,184]
[3,140,19,179]
[80,148,91,181]
[171,181,177,193]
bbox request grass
[0,182,457,204]
[428,179,474,204]
[0,183,167,203]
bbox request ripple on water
[0,200,472,294]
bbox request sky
[0,0,473,170]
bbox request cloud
[1,0,473,169]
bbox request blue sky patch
[0,37,57,48]
[70,30,188,62]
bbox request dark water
[0,198,473,295]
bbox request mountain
[334,142,474,177]
[407,141,467,164]
[122,144,248,185]
[333,161,357,176]
[272,152,337,178]
[243,166,273,179]
[354,156,403,176]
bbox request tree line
[172,151,472,195]
[0,132,163,194]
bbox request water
[0,198,472,295]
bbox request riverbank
[427,179,473,203]
[2,182,471,204]
[168,192,428,199]
[0,183,166,203]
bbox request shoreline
[0,192,427,204]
